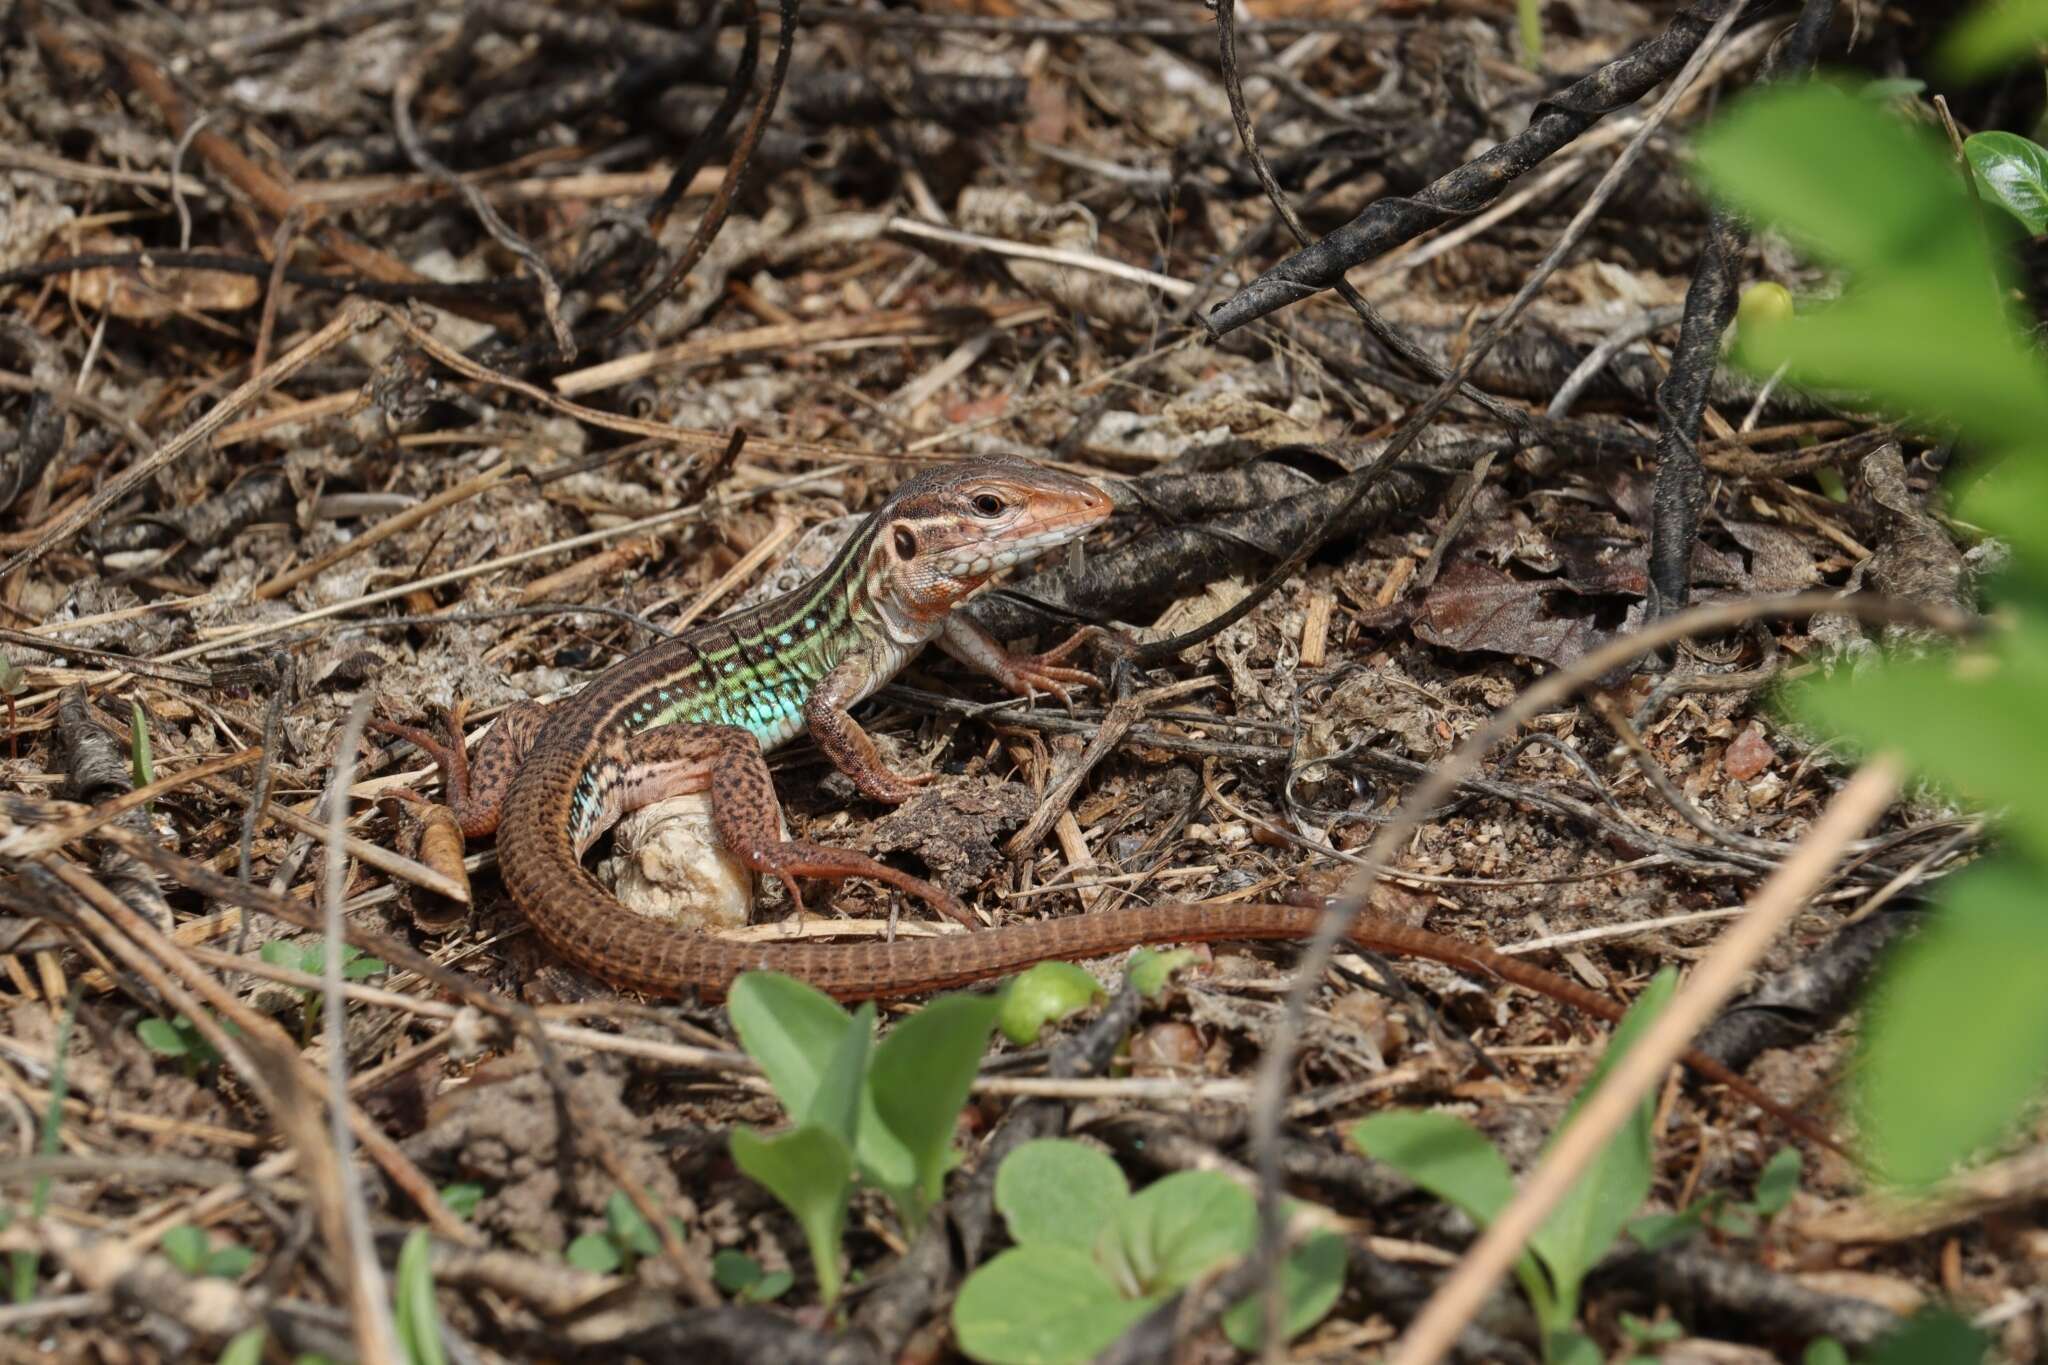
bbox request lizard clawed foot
[746,841,971,928]
[369,700,473,787]
[991,655,1098,712]
[851,765,935,805]
[991,625,1127,712]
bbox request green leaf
[1097,1171,1250,1297]
[1858,77,1926,103]
[440,1182,484,1220]
[867,990,1001,1224]
[727,972,857,1124]
[205,1245,255,1279]
[997,963,1104,1045]
[1516,0,1542,69]
[1863,1308,1990,1365]
[748,1269,794,1301]
[1127,948,1197,999]
[1853,862,2048,1187]
[129,701,153,793]
[605,1191,661,1261]
[1966,131,2048,234]
[1728,278,2048,450]
[342,954,387,981]
[1219,1228,1345,1351]
[1350,1110,1515,1228]
[1802,1339,1850,1365]
[261,940,303,972]
[1529,969,1674,1310]
[1544,1329,1605,1365]
[1625,1210,1702,1252]
[1693,82,2048,450]
[565,1233,620,1274]
[161,1225,209,1275]
[1618,1311,1683,1345]
[1752,1147,1802,1217]
[953,1244,1160,1365]
[137,1018,189,1058]
[1711,1208,1758,1238]
[394,1227,447,1365]
[1954,448,2048,571]
[1693,83,1969,275]
[1788,627,2048,862]
[810,1001,875,1150]
[994,1139,1129,1250]
[729,1124,856,1304]
[712,1249,765,1294]
[1938,0,2048,78]
[217,1328,268,1365]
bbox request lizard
[374,458,1836,1148]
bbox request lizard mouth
[936,516,1101,577]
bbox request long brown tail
[538,894,1840,1153]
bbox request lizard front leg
[805,656,933,804]
[939,616,1106,709]
[371,700,551,839]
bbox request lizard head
[869,459,1114,620]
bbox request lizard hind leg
[371,700,549,839]
[698,726,972,928]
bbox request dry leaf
[54,233,260,318]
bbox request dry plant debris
[0,2,2028,1362]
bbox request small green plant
[950,1138,1342,1363]
[1938,0,2048,79]
[236,1228,450,1365]
[1352,970,1676,1364]
[1617,1310,1684,1365]
[161,1224,255,1280]
[996,962,1103,1045]
[137,1012,226,1075]
[439,1182,485,1221]
[0,652,26,756]
[1627,1146,1802,1251]
[725,971,1001,1304]
[216,1327,268,1365]
[1965,130,2048,234]
[564,1190,678,1275]
[260,937,387,1041]
[1125,946,1197,999]
[711,1249,795,1303]
[1516,0,1543,69]
[129,700,153,800]
[1860,1308,1990,1364]
[11,990,79,1304]
[1694,63,2048,1189]
[394,1227,447,1365]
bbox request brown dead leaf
[1415,558,1637,669]
[1725,520,1822,591]
[54,233,260,318]
[394,800,471,934]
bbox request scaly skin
[378,458,1834,1150]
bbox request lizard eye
[893,526,918,559]
[971,492,1005,517]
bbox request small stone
[601,795,767,932]
[1722,722,1776,781]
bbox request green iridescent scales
[564,523,874,841]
